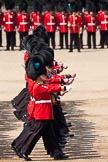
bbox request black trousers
[0,30,2,46]
[12,119,62,155]
[80,32,83,48]
[70,33,80,52]
[53,105,69,131]
[6,31,15,49]
[87,32,96,48]
[60,32,68,49]
[13,31,16,46]
[47,32,55,49]
[53,104,69,141]
[19,32,28,50]
[101,30,108,48]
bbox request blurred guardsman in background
[30,0,43,31]
[68,8,81,52]
[97,1,108,49]
[44,1,56,49]
[57,0,68,49]
[84,1,97,49]
[3,0,16,50]
[0,1,3,47]
[17,0,30,50]
[77,9,84,49]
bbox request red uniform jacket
[85,14,97,32]
[68,15,80,33]
[30,11,43,30]
[0,11,3,30]
[17,12,30,32]
[44,12,56,32]
[58,13,68,33]
[27,79,61,120]
[3,11,16,32]
[78,12,83,28]
[97,11,108,31]
[96,10,103,26]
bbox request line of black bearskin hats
[23,25,54,81]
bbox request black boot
[11,144,22,158]
[21,153,32,161]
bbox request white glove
[63,78,69,84]
[65,85,72,92]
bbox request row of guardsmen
[0,0,108,52]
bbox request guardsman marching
[3,0,16,50]
[0,1,3,47]
[68,9,80,52]
[30,0,43,31]
[44,4,56,49]
[17,0,30,50]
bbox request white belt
[88,23,96,26]
[6,22,14,24]
[60,23,67,25]
[71,24,77,26]
[36,100,51,104]
[34,22,41,25]
[101,21,108,24]
[20,22,28,25]
[47,23,55,25]
[31,97,51,104]
[31,97,35,101]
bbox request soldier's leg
[100,31,105,48]
[65,32,68,49]
[69,33,73,52]
[6,32,10,50]
[92,32,96,49]
[60,32,63,49]
[87,32,91,48]
[19,32,23,50]
[0,30,2,47]
[10,31,15,50]
[51,32,55,49]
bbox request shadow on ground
[0,100,100,160]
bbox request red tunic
[27,80,61,120]
[3,11,16,32]
[44,12,56,32]
[16,12,30,32]
[97,11,108,31]
[85,14,96,32]
[58,13,68,33]
[30,11,43,30]
[68,14,80,33]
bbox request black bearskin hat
[22,34,33,50]
[19,0,28,12]
[58,0,67,12]
[33,0,42,12]
[99,0,108,11]
[39,50,53,68]
[86,0,96,12]
[25,55,46,81]
[30,40,48,57]
[46,47,54,59]
[22,34,48,58]
[44,0,55,11]
[5,0,15,10]
[33,25,49,44]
